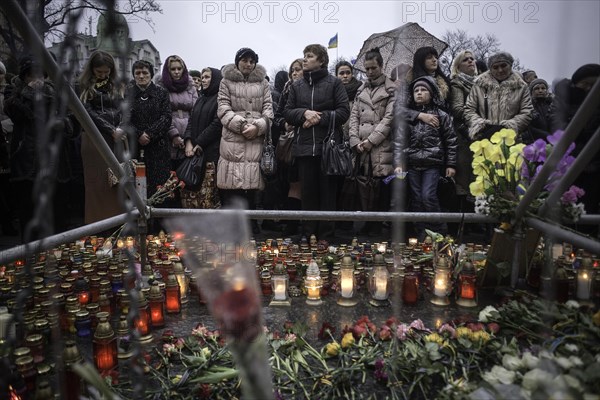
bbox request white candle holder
[369,254,390,307]
[270,261,291,306]
[337,255,358,307]
[430,257,451,306]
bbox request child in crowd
[393,76,457,240]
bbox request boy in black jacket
[393,76,457,240]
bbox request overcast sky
[119,0,599,83]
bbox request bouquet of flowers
[470,129,585,223]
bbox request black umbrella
[354,22,448,77]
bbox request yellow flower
[472,156,488,176]
[171,375,182,385]
[456,327,473,340]
[472,330,491,343]
[509,143,526,155]
[491,129,517,146]
[202,347,211,358]
[470,140,485,156]
[341,332,355,349]
[507,153,523,169]
[478,139,494,157]
[593,310,600,326]
[325,342,341,356]
[485,146,502,163]
[424,333,444,345]
[470,180,485,196]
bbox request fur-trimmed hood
[221,63,267,83]
[474,70,527,91]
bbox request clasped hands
[242,123,259,140]
[302,110,322,129]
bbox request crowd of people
[0,44,598,243]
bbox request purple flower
[523,139,547,163]
[561,185,585,204]
[547,130,565,146]
[374,358,388,383]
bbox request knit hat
[571,64,600,84]
[234,47,258,66]
[189,70,201,79]
[487,52,514,69]
[0,61,5,74]
[413,79,432,93]
[529,78,548,92]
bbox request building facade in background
[47,12,161,79]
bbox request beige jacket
[464,71,533,140]
[349,75,396,177]
[217,64,273,190]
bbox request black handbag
[275,129,294,164]
[260,131,277,176]
[321,111,353,177]
[177,153,204,188]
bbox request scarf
[161,61,190,93]
[456,72,475,92]
[344,77,362,102]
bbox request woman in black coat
[126,60,172,199]
[182,67,223,208]
[4,56,73,238]
[283,44,350,241]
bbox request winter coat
[450,73,477,195]
[529,95,553,141]
[156,75,198,159]
[348,74,396,177]
[550,79,600,173]
[217,64,273,190]
[283,67,350,157]
[4,78,73,182]
[126,81,172,197]
[450,73,476,134]
[83,83,123,148]
[464,71,533,140]
[184,68,223,164]
[393,76,457,170]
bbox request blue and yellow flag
[328,33,338,49]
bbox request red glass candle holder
[402,274,419,305]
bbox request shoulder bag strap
[483,88,489,120]
[326,110,337,143]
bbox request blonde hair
[450,50,478,79]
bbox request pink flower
[438,323,456,338]
[396,323,410,341]
[378,325,393,341]
[467,322,485,332]
[409,319,427,331]
[487,322,501,334]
